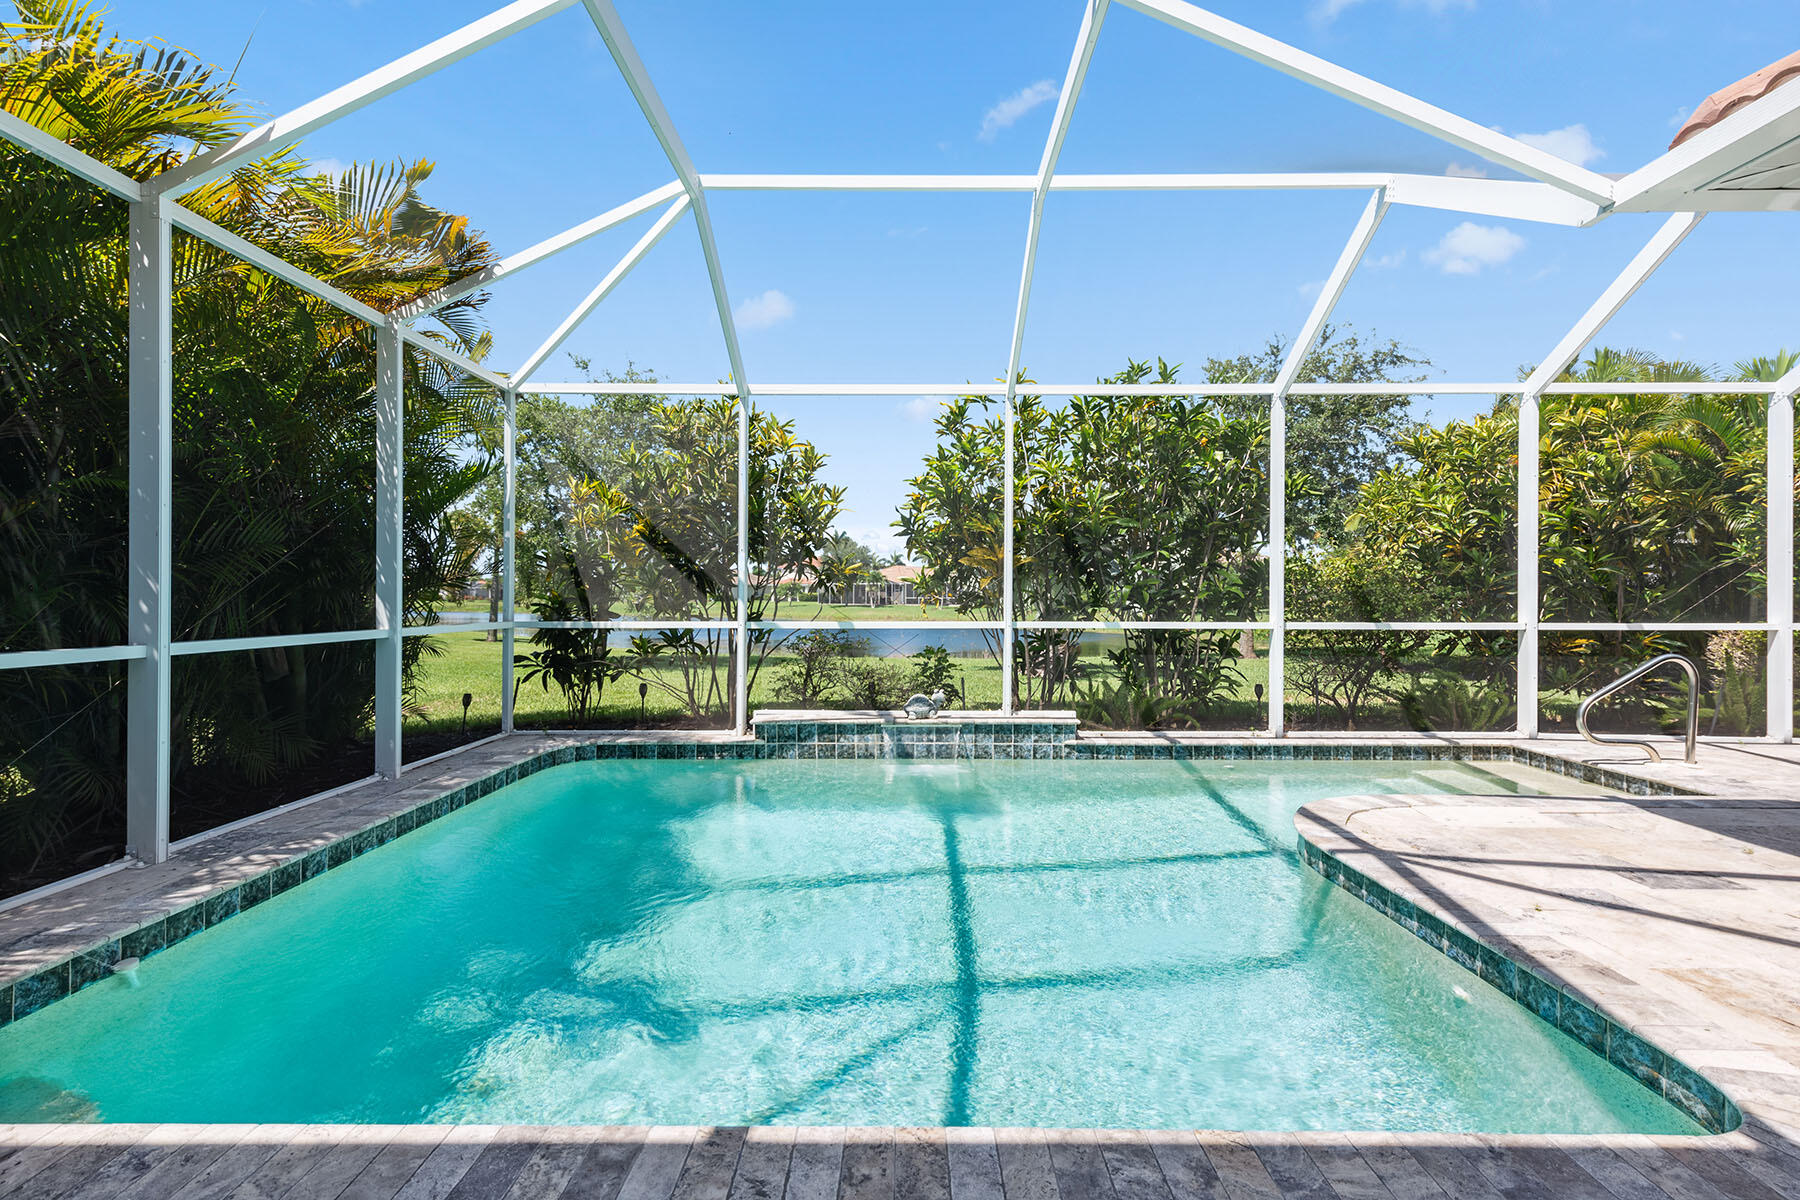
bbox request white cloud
[1515,123,1604,167]
[1667,106,1692,130]
[310,157,348,181]
[1444,161,1488,178]
[1423,222,1525,276]
[734,289,795,331]
[979,80,1058,142]
[1312,0,1473,24]
[1298,279,1325,301]
[899,396,943,422]
[1368,249,1407,270]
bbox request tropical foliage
[1,2,500,890]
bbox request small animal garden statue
[902,689,947,719]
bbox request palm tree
[1,0,504,890]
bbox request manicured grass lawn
[408,630,1751,742]
[407,630,1275,738]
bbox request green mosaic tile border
[1298,836,1741,1134]
[0,729,1691,1033]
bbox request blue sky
[105,0,1800,552]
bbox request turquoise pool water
[0,759,1702,1132]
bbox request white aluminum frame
[3,0,1796,884]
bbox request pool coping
[0,725,1786,1144]
[1297,823,1740,1134]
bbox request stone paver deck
[6,731,1800,1197]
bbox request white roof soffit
[1613,77,1800,213]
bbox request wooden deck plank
[499,1130,602,1200]
[1456,1143,1561,1200]
[945,1128,1004,1200]
[1194,1133,1282,1200]
[1654,1138,1793,1200]
[1044,1129,1112,1200]
[443,1127,545,1200]
[393,1126,501,1200]
[1598,1140,1739,1200]
[729,1125,796,1200]
[59,1127,184,1200]
[1293,1135,1395,1200]
[616,1126,701,1200]
[224,1125,356,1200]
[1339,1135,1444,1200]
[0,1127,84,1197]
[892,1127,950,1200]
[1711,1137,1800,1200]
[116,1124,253,1200]
[158,1126,301,1200]
[1144,1131,1226,1200]
[1381,1147,1507,1200]
[992,1129,1056,1200]
[1242,1137,1336,1200]
[289,1127,388,1200]
[784,1128,846,1200]
[556,1125,649,1200]
[9,1125,157,1200]
[337,1129,452,1200]
[672,1127,749,1200]
[1094,1130,1173,1200]
[1486,1139,1657,1200]
[1537,1142,1680,1200]
[839,1127,894,1200]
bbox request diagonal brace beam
[395,179,684,322]
[513,194,692,384]
[1520,212,1704,398]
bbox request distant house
[841,564,922,607]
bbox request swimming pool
[0,758,1704,1133]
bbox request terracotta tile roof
[1671,49,1800,149]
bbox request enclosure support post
[374,321,405,776]
[1267,188,1388,737]
[735,396,750,735]
[1769,386,1795,743]
[1516,391,1540,737]
[1514,212,1702,738]
[502,387,518,735]
[1000,0,1108,716]
[125,194,173,864]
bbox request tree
[898,358,1283,718]
[1,2,503,889]
[1206,324,1430,545]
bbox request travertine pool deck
[6,731,1800,1197]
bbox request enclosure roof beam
[1004,0,1110,399]
[0,108,142,201]
[395,179,684,322]
[149,0,583,199]
[580,0,750,396]
[513,195,692,384]
[401,327,510,391]
[1272,188,1390,394]
[167,205,386,326]
[517,379,1782,398]
[697,172,1597,224]
[1520,212,1703,398]
[1777,359,1800,397]
[1116,0,1616,206]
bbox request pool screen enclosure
[2,0,1798,871]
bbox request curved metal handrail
[1575,652,1699,764]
